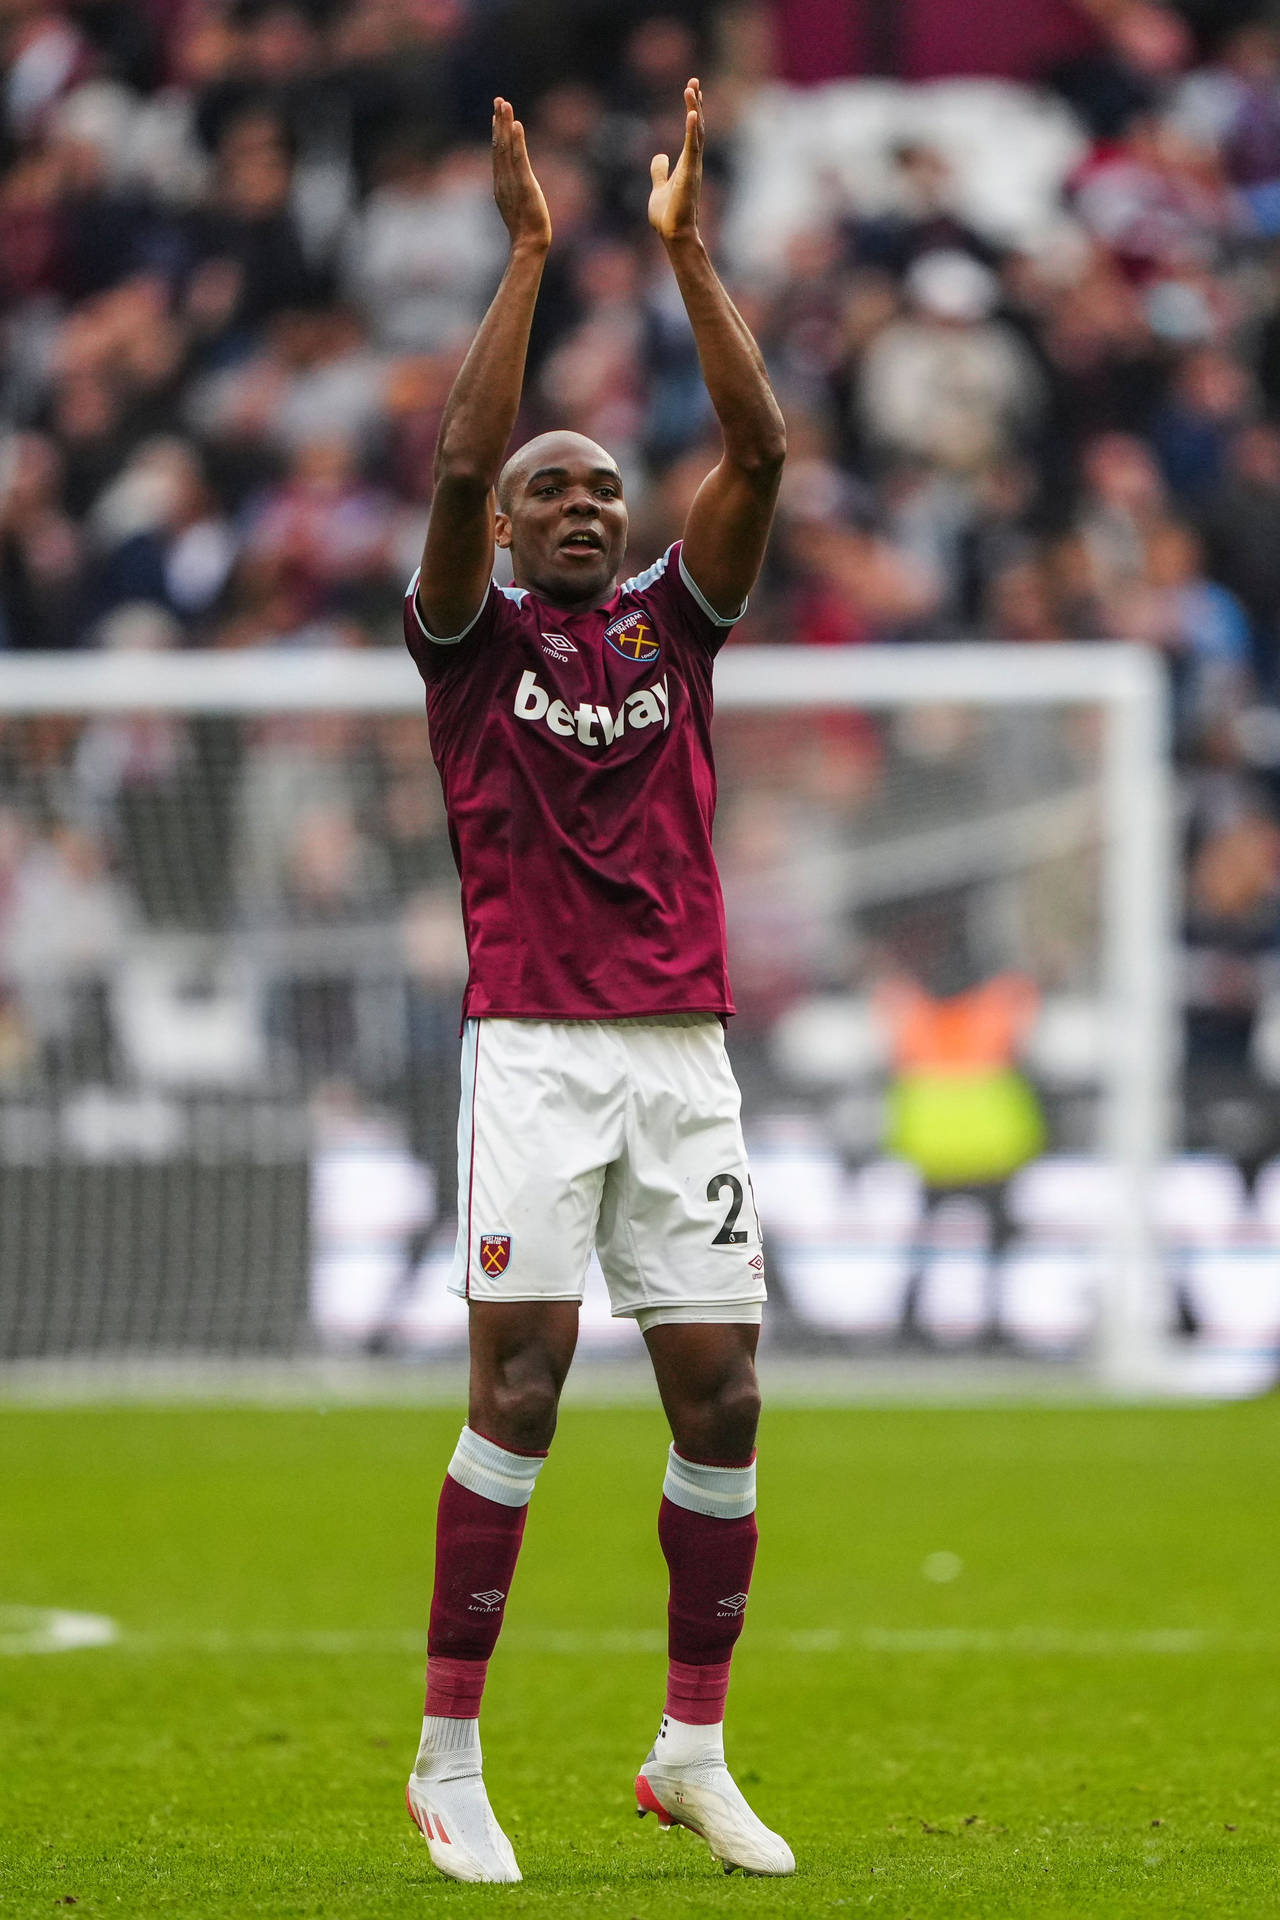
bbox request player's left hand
[648,78,703,243]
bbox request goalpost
[0,642,1180,1390]
[716,643,1176,1391]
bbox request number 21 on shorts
[707,1171,750,1247]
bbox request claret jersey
[403,541,740,1022]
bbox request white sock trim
[662,1444,756,1519]
[447,1426,546,1507]
[418,1714,481,1757]
[414,1714,482,1780]
[654,1713,725,1766]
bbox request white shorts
[449,1014,767,1327]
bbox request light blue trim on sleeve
[678,547,747,627]
[406,568,490,646]
[619,548,673,597]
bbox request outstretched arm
[414,99,551,638]
[650,79,786,619]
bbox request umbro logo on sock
[468,1589,506,1612]
[717,1592,749,1616]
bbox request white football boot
[636,1752,795,1876]
[405,1770,521,1884]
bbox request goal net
[0,640,1251,1393]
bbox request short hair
[496,452,522,515]
[494,432,622,516]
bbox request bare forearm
[434,242,548,488]
[665,235,785,472]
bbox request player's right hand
[492,98,552,252]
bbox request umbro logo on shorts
[479,1233,511,1275]
[541,632,577,657]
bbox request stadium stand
[2,0,1280,1373]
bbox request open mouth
[559,531,603,554]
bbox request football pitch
[3,1396,1279,1919]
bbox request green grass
[2,1398,1280,1918]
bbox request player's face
[497,452,628,608]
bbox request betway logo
[514,669,669,747]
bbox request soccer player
[401,80,791,1882]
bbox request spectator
[325,0,471,192]
[233,713,374,918]
[985,556,1069,644]
[187,304,387,475]
[189,109,324,329]
[0,822,137,1066]
[539,239,650,462]
[0,429,82,650]
[238,433,401,625]
[1105,518,1252,750]
[851,142,1001,278]
[1173,22,1280,235]
[192,2,325,163]
[284,799,391,923]
[6,8,1280,1187]
[1201,423,1280,691]
[859,250,1046,476]
[86,438,236,634]
[1,6,94,148]
[1183,807,1280,1084]
[760,223,854,421]
[340,137,506,353]
[1029,245,1166,457]
[776,476,942,647]
[1047,0,1191,141]
[378,350,458,504]
[272,797,393,1075]
[1068,111,1240,293]
[1075,430,1168,597]
[1151,345,1254,504]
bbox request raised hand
[648,78,704,244]
[492,97,551,252]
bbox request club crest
[479,1233,511,1276]
[603,611,660,663]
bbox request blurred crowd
[5,0,1280,1157]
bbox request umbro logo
[541,632,577,658]
[468,1589,506,1612]
[717,1592,749,1616]
[749,1254,764,1271]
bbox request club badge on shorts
[479,1233,511,1276]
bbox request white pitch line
[4,1612,1271,1658]
[858,1627,1212,1655]
[0,1607,119,1654]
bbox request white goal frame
[0,642,1176,1390]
